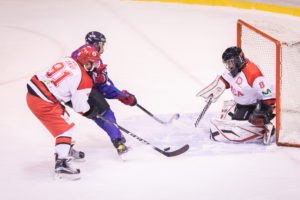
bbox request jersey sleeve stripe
[28,80,53,103]
[220,76,230,89]
[55,136,72,145]
[242,59,263,87]
[30,75,58,103]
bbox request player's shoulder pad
[242,58,263,87]
[77,63,93,90]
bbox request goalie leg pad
[210,118,269,144]
[263,123,275,145]
[219,100,236,120]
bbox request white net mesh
[239,19,300,145]
[280,44,300,144]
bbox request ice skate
[120,133,126,144]
[68,143,85,161]
[54,154,80,180]
[112,138,129,156]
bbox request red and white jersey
[220,58,275,105]
[28,57,93,113]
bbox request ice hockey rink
[1,0,300,199]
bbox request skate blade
[118,146,132,162]
[54,172,81,181]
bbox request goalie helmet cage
[237,19,300,147]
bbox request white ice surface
[1,0,300,200]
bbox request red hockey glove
[118,90,137,106]
[94,64,108,84]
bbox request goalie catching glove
[118,90,137,106]
[248,100,275,126]
[196,75,226,103]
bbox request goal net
[237,19,300,147]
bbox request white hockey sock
[55,127,73,159]
[55,144,71,159]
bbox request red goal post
[237,19,300,147]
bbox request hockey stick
[110,84,180,125]
[194,94,213,127]
[136,104,180,125]
[97,114,189,157]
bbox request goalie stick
[194,76,225,127]
[194,94,213,127]
[96,114,189,157]
[110,84,180,125]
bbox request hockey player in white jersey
[197,46,276,145]
[26,45,109,180]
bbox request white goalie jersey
[210,58,276,145]
[197,57,276,145]
[220,58,275,105]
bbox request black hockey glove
[248,100,275,126]
[65,101,72,108]
[83,87,110,119]
[83,105,100,119]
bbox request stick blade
[154,144,189,157]
[153,113,180,125]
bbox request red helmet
[77,45,100,66]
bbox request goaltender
[197,46,276,145]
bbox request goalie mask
[222,46,247,77]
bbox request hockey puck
[164,147,170,151]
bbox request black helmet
[85,31,106,52]
[222,46,247,77]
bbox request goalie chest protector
[221,58,275,105]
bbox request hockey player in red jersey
[72,31,137,155]
[26,45,109,180]
[197,46,276,145]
